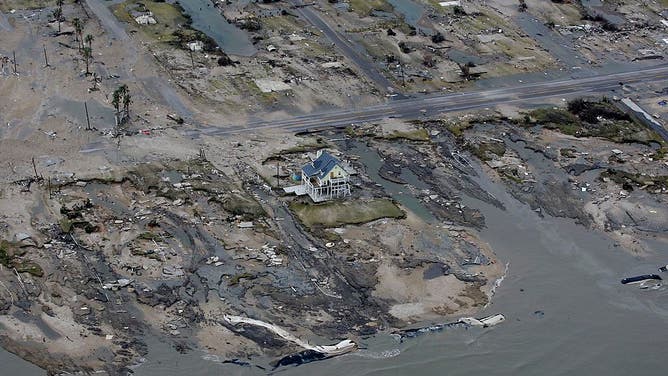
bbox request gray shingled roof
[302,151,340,180]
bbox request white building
[300,150,351,202]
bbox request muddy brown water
[4,148,668,374]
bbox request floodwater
[348,141,435,222]
[130,142,668,375]
[0,347,44,375]
[52,97,116,130]
[4,147,668,374]
[580,0,626,26]
[0,10,12,31]
[513,12,585,66]
[386,0,432,35]
[175,0,256,56]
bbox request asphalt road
[81,0,668,140]
[190,63,668,137]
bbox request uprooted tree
[457,61,482,81]
[52,7,63,33]
[85,34,94,50]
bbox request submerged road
[192,64,668,138]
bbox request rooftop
[302,151,341,180]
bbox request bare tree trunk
[43,45,49,67]
[84,102,91,130]
[31,157,38,179]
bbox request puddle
[386,0,432,35]
[160,170,183,184]
[580,0,626,26]
[447,49,486,66]
[84,182,133,218]
[174,0,256,57]
[370,10,397,21]
[51,98,116,130]
[513,12,584,65]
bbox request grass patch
[0,240,43,277]
[600,169,668,192]
[111,0,188,44]
[14,261,44,277]
[527,108,580,134]
[290,198,405,228]
[381,128,430,142]
[270,138,329,157]
[349,0,393,17]
[526,99,664,144]
[111,0,219,52]
[0,240,17,267]
[466,140,506,161]
[137,231,165,242]
[560,148,577,158]
[260,15,302,33]
[228,272,255,286]
[444,121,474,138]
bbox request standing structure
[301,150,351,202]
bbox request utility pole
[276,159,280,188]
[43,45,49,67]
[31,157,38,180]
[84,101,91,130]
[12,51,17,74]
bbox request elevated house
[300,151,351,202]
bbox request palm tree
[122,91,131,120]
[72,18,83,48]
[112,87,122,117]
[85,34,94,50]
[81,46,92,75]
[112,84,131,126]
[52,8,63,33]
[55,0,65,32]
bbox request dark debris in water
[272,349,326,369]
[222,358,251,367]
[394,321,469,342]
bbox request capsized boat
[621,274,662,285]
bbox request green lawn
[291,198,405,228]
